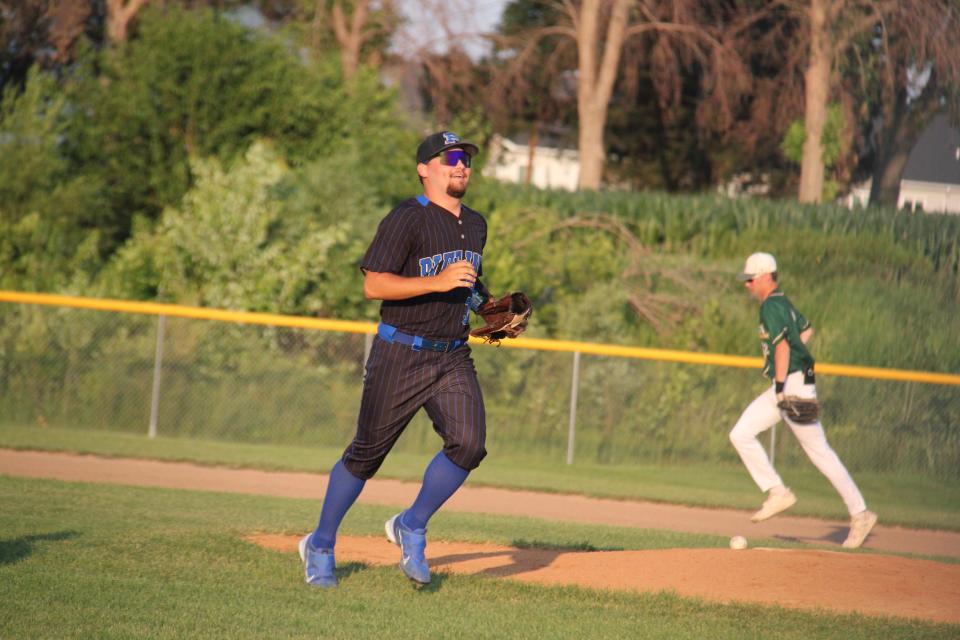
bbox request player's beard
[447,175,468,199]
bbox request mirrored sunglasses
[437,149,472,168]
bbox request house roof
[902,113,960,185]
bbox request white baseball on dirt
[729,535,748,550]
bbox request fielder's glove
[777,396,820,424]
[470,292,533,344]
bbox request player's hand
[433,260,476,292]
[776,392,785,403]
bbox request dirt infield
[3,449,958,558]
[4,448,960,624]
[250,533,960,624]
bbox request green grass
[2,425,959,531]
[1,476,956,640]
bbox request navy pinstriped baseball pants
[341,337,487,479]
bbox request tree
[61,6,405,252]
[0,0,97,94]
[290,0,397,81]
[414,46,486,128]
[570,0,631,189]
[330,0,396,79]
[781,102,847,200]
[863,2,960,206]
[497,0,747,190]
[0,69,108,291]
[490,0,578,182]
[778,0,960,203]
[105,0,149,42]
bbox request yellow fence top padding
[0,290,374,334]
[2,290,958,386]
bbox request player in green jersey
[729,252,877,549]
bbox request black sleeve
[478,214,487,276]
[360,205,418,274]
[475,278,492,299]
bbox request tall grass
[473,182,960,278]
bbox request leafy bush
[62,6,413,252]
[780,103,847,200]
[100,143,348,315]
[0,69,109,291]
[469,182,960,372]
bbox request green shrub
[62,6,413,251]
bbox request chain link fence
[1,299,959,478]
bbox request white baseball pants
[729,370,866,516]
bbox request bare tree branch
[512,211,729,334]
[105,0,149,42]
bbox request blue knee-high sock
[402,452,470,532]
[310,460,365,550]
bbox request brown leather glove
[777,396,820,424]
[470,292,533,344]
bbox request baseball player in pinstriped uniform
[729,252,878,548]
[299,131,496,587]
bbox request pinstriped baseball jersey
[361,197,486,341]
[341,195,489,479]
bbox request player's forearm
[800,327,813,345]
[363,271,444,300]
[774,340,790,382]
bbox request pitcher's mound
[247,533,960,624]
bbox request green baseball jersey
[757,289,814,379]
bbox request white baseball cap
[736,252,777,281]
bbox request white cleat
[385,513,399,545]
[842,510,878,549]
[750,488,797,522]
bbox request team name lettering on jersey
[418,250,482,277]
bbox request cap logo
[442,132,460,145]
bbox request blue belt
[377,323,465,353]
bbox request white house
[897,114,960,214]
[484,134,580,191]
[845,113,960,214]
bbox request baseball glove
[777,396,820,424]
[470,292,533,344]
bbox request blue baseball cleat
[385,512,431,585]
[298,534,338,588]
